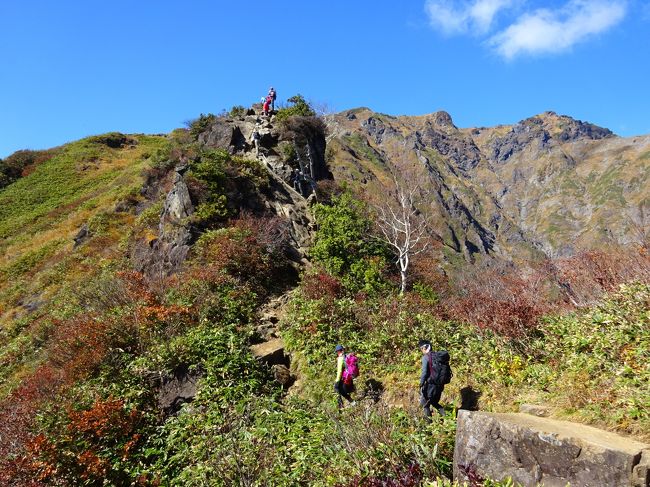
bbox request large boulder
[198,119,247,153]
[454,410,650,487]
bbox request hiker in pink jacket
[263,95,272,116]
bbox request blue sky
[1,0,649,158]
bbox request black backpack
[428,350,453,385]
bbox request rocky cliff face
[326,109,649,261]
[136,112,328,276]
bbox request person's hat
[418,339,431,349]
[335,344,344,353]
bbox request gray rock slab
[454,410,650,487]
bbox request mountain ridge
[324,108,649,260]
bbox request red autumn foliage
[0,270,194,484]
[301,271,344,300]
[191,213,293,292]
[28,397,144,483]
[540,247,650,307]
[438,245,650,336]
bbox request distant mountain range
[325,109,649,260]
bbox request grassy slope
[0,134,167,398]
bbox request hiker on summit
[268,87,277,111]
[419,339,452,420]
[334,344,359,409]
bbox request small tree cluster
[275,94,316,121]
[187,113,217,139]
[311,192,391,294]
[0,148,61,188]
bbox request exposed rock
[362,116,400,145]
[198,113,330,189]
[433,111,456,129]
[250,337,294,388]
[556,117,614,142]
[454,410,650,487]
[135,166,194,277]
[73,223,91,248]
[198,120,247,153]
[162,172,193,222]
[261,169,315,262]
[415,123,482,173]
[490,118,551,164]
[250,338,287,366]
[254,292,292,341]
[156,366,201,417]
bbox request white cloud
[424,0,627,59]
[425,0,515,35]
[470,0,516,31]
[489,1,627,59]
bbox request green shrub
[275,94,316,121]
[228,105,247,118]
[310,192,390,294]
[188,113,217,139]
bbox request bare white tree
[373,154,431,294]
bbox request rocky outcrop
[250,292,296,389]
[250,338,295,388]
[551,112,614,142]
[156,365,201,417]
[73,223,91,248]
[198,119,248,153]
[489,117,551,164]
[199,113,329,189]
[362,116,401,145]
[454,410,650,487]
[414,113,482,173]
[135,165,194,277]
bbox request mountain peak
[430,111,456,129]
[532,111,614,141]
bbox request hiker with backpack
[418,339,452,420]
[263,95,272,116]
[268,87,277,111]
[334,344,358,409]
